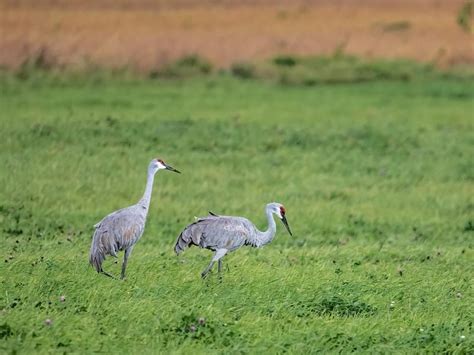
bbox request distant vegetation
[150,55,213,79]
[2,1,472,71]
[457,0,474,33]
[233,55,438,85]
[6,52,474,86]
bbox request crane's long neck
[138,169,156,211]
[250,207,277,248]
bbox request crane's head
[151,158,181,174]
[268,202,293,236]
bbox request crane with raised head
[174,202,292,278]
[89,158,180,279]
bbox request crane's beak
[165,164,181,174]
[280,215,293,236]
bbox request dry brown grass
[1,0,472,71]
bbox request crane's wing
[174,216,255,254]
[89,206,145,272]
[93,207,125,228]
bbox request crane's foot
[100,270,118,280]
[201,270,211,279]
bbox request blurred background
[1,0,473,73]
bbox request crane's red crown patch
[157,159,165,164]
[280,206,286,215]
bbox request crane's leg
[201,260,215,279]
[217,258,224,282]
[218,259,223,274]
[121,246,134,280]
[201,249,227,279]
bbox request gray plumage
[89,158,180,279]
[175,202,292,278]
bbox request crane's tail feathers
[89,250,105,273]
[174,234,188,255]
[174,230,191,255]
[89,229,119,272]
[174,222,203,255]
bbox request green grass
[0,71,473,353]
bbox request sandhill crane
[89,158,180,279]
[174,202,292,278]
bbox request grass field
[0,70,473,353]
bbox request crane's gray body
[175,203,291,278]
[89,204,147,274]
[175,215,259,254]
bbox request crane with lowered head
[175,202,292,278]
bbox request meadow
[0,67,473,353]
